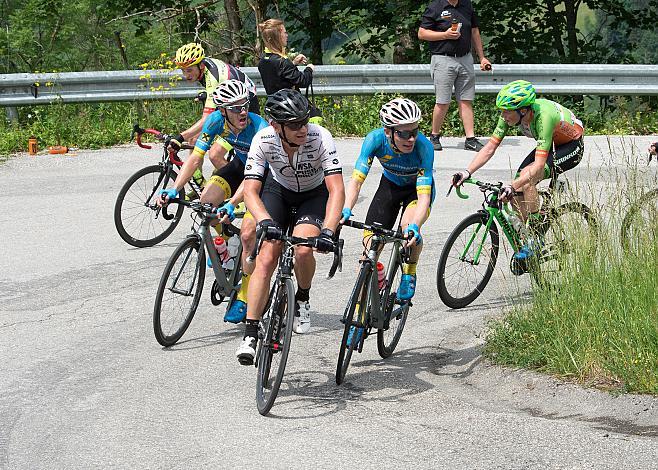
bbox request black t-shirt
[420,0,479,57]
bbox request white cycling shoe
[293,301,311,334]
[236,336,257,365]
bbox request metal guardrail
[2,64,658,107]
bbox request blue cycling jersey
[193,111,268,164]
[352,128,434,196]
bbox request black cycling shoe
[464,137,485,152]
[430,134,442,151]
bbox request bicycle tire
[532,202,598,288]
[436,212,500,309]
[377,247,409,358]
[153,237,206,346]
[621,188,658,253]
[114,164,184,248]
[336,264,371,385]
[256,277,295,415]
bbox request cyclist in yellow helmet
[168,43,260,193]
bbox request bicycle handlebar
[132,123,194,151]
[247,226,343,267]
[341,219,408,241]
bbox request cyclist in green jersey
[452,80,584,261]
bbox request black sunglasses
[284,118,310,131]
[224,100,250,113]
[393,127,419,140]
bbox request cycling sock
[237,273,250,303]
[295,286,310,303]
[402,262,417,275]
[244,320,259,339]
[192,168,206,188]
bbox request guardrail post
[5,107,18,123]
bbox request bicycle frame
[133,125,202,214]
[454,179,523,266]
[359,233,405,330]
[169,198,243,297]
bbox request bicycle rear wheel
[621,189,658,253]
[114,164,184,248]
[336,264,371,385]
[436,212,500,309]
[256,277,295,415]
[153,237,206,346]
[377,245,409,358]
[533,202,598,287]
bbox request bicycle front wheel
[533,202,598,287]
[377,245,409,358]
[114,164,184,248]
[621,189,658,253]
[153,237,206,346]
[256,277,295,416]
[436,212,500,309]
[336,264,371,385]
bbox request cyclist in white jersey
[235,89,345,365]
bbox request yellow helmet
[175,43,205,68]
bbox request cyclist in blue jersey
[341,98,435,300]
[158,79,268,323]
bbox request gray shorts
[430,54,476,104]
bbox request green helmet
[496,80,536,110]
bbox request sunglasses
[284,118,309,131]
[224,101,250,113]
[393,128,419,140]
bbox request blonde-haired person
[258,19,318,122]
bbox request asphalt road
[1,135,657,469]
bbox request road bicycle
[114,124,203,248]
[152,198,245,347]
[336,219,411,385]
[251,212,343,415]
[436,177,598,309]
[621,153,658,252]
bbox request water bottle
[210,236,230,267]
[224,234,240,270]
[506,211,528,238]
[377,262,386,290]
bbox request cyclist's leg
[238,182,287,364]
[551,137,584,177]
[291,184,327,291]
[397,184,433,300]
[512,149,544,220]
[400,183,434,263]
[363,177,404,256]
[245,181,288,323]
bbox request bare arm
[411,193,431,228]
[344,177,363,212]
[243,179,268,222]
[418,27,459,41]
[466,139,498,174]
[512,157,546,191]
[181,114,209,141]
[323,174,346,232]
[171,152,203,191]
[471,27,491,70]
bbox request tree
[473,0,658,64]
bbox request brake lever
[247,231,266,263]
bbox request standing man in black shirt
[418,0,491,151]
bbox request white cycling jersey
[244,123,342,192]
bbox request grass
[3,94,658,156]
[485,169,658,395]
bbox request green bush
[3,94,658,156]
[485,181,658,395]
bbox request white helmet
[379,98,422,127]
[211,79,250,107]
